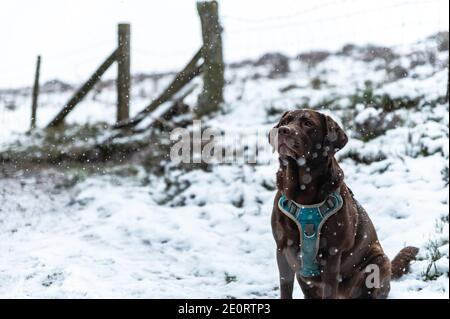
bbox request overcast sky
[0,0,448,88]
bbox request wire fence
[220,0,447,61]
[221,0,443,29]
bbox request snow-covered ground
[0,33,448,298]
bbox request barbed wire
[224,17,444,48]
[223,0,446,33]
[221,0,355,23]
[0,41,114,77]
[45,41,113,61]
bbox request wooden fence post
[117,23,131,123]
[196,1,224,117]
[30,55,41,130]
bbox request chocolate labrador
[269,109,418,299]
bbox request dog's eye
[282,115,294,124]
[303,119,313,127]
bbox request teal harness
[278,190,344,277]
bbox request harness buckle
[304,223,316,238]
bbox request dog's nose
[278,126,292,136]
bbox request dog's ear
[322,114,348,155]
[268,111,289,153]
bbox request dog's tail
[391,246,419,279]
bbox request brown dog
[269,109,418,299]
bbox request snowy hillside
[0,32,449,298]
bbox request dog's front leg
[276,249,295,299]
[321,252,342,299]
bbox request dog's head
[269,109,348,162]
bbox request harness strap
[278,190,344,277]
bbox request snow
[0,173,278,298]
[0,34,449,298]
[354,107,381,124]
